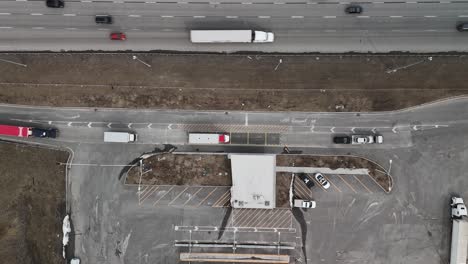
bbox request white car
[293,199,316,208]
[314,173,331,189]
[351,135,383,144]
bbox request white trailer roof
[451,219,468,264]
[229,154,276,209]
[190,30,252,43]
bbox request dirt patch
[125,153,231,186]
[276,173,292,208]
[0,53,467,111]
[0,141,68,264]
[277,155,391,192]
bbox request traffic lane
[1,21,468,52]
[3,1,468,18]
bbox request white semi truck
[450,197,468,264]
[104,132,137,143]
[190,30,274,43]
[188,133,230,144]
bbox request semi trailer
[190,30,274,43]
[0,124,57,138]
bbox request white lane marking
[458,15,468,17]
[32,27,45,29]
[63,14,76,16]
[178,1,187,3]
[323,16,336,18]
[65,28,77,30]
[31,13,43,16]
[374,1,384,3]
[81,0,92,2]
[324,29,337,32]
[242,2,252,4]
[357,15,370,18]
[146,1,156,3]
[407,1,417,3]
[98,28,110,30]
[161,15,174,18]
[226,16,238,18]
[193,15,206,18]
[424,15,437,18]
[129,14,141,17]
[390,15,403,18]
[258,15,270,18]
[0,27,12,29]
[130,28,141,31]
[114,0,124,3]
[307,2,317,4]
[274,1,285,4]
[0,13,11,15]
[291,15,304,18]
[424,29,437,31]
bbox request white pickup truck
[351,134,383,144]
[293,199,316,209]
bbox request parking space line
[269,210,290,228]
[213,193,230,207]
[183,187,203,205]
[153,186,174,206]
[239,209,262,227]
[365,173,389,193]
[197,187,218,207]
[266,210,285,228]
[168,186,189,205]
[260,210,281,228]
[235,209,258,226]
[353,175,373,193]
[327,177,342,193]
[337,175,357,193]
[139,186,159,205]
[294,184,310,199]
[212,190,230,207]
[247,209,271,227]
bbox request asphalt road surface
[0,97,467,263]
[1,0,468,51]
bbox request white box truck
[450,197,468,264]
[190,30,274,43]
[104,132,137,143]
[188,133,230,144]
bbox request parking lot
[136,185,231,208]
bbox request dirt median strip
[0,53,467,111]
[0,141,68,264]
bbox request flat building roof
[229,154,276,209]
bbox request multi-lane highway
[0,97,467,263]
[1,0,468,51]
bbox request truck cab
[451,197,468,219]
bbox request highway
[0,97,467,263]
[1,0,468,51]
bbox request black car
[345,5,362,14]
[333,136,351,144]
[95,15,113,24]
[297,173,315,189]
[457,23,468,32]
[46,0,64,8]
[31,128,58,138]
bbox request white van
[104,132,137,143]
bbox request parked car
[297,173,314,189]
[345,5,362,14]
[457,23,468,32]
[314,173,330,189]
[46,0,64,8]
[294,199,316,209]
[110,32,126,40]
[351,134,383,144]
[333,135,351,144]
[95,15,113,24]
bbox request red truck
[0,125,57,138]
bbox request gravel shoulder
[0,141,68,264]
[0,53,467,111]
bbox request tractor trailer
[450,197,468,264]
[190,30,274,43]
[0,124,57,138]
